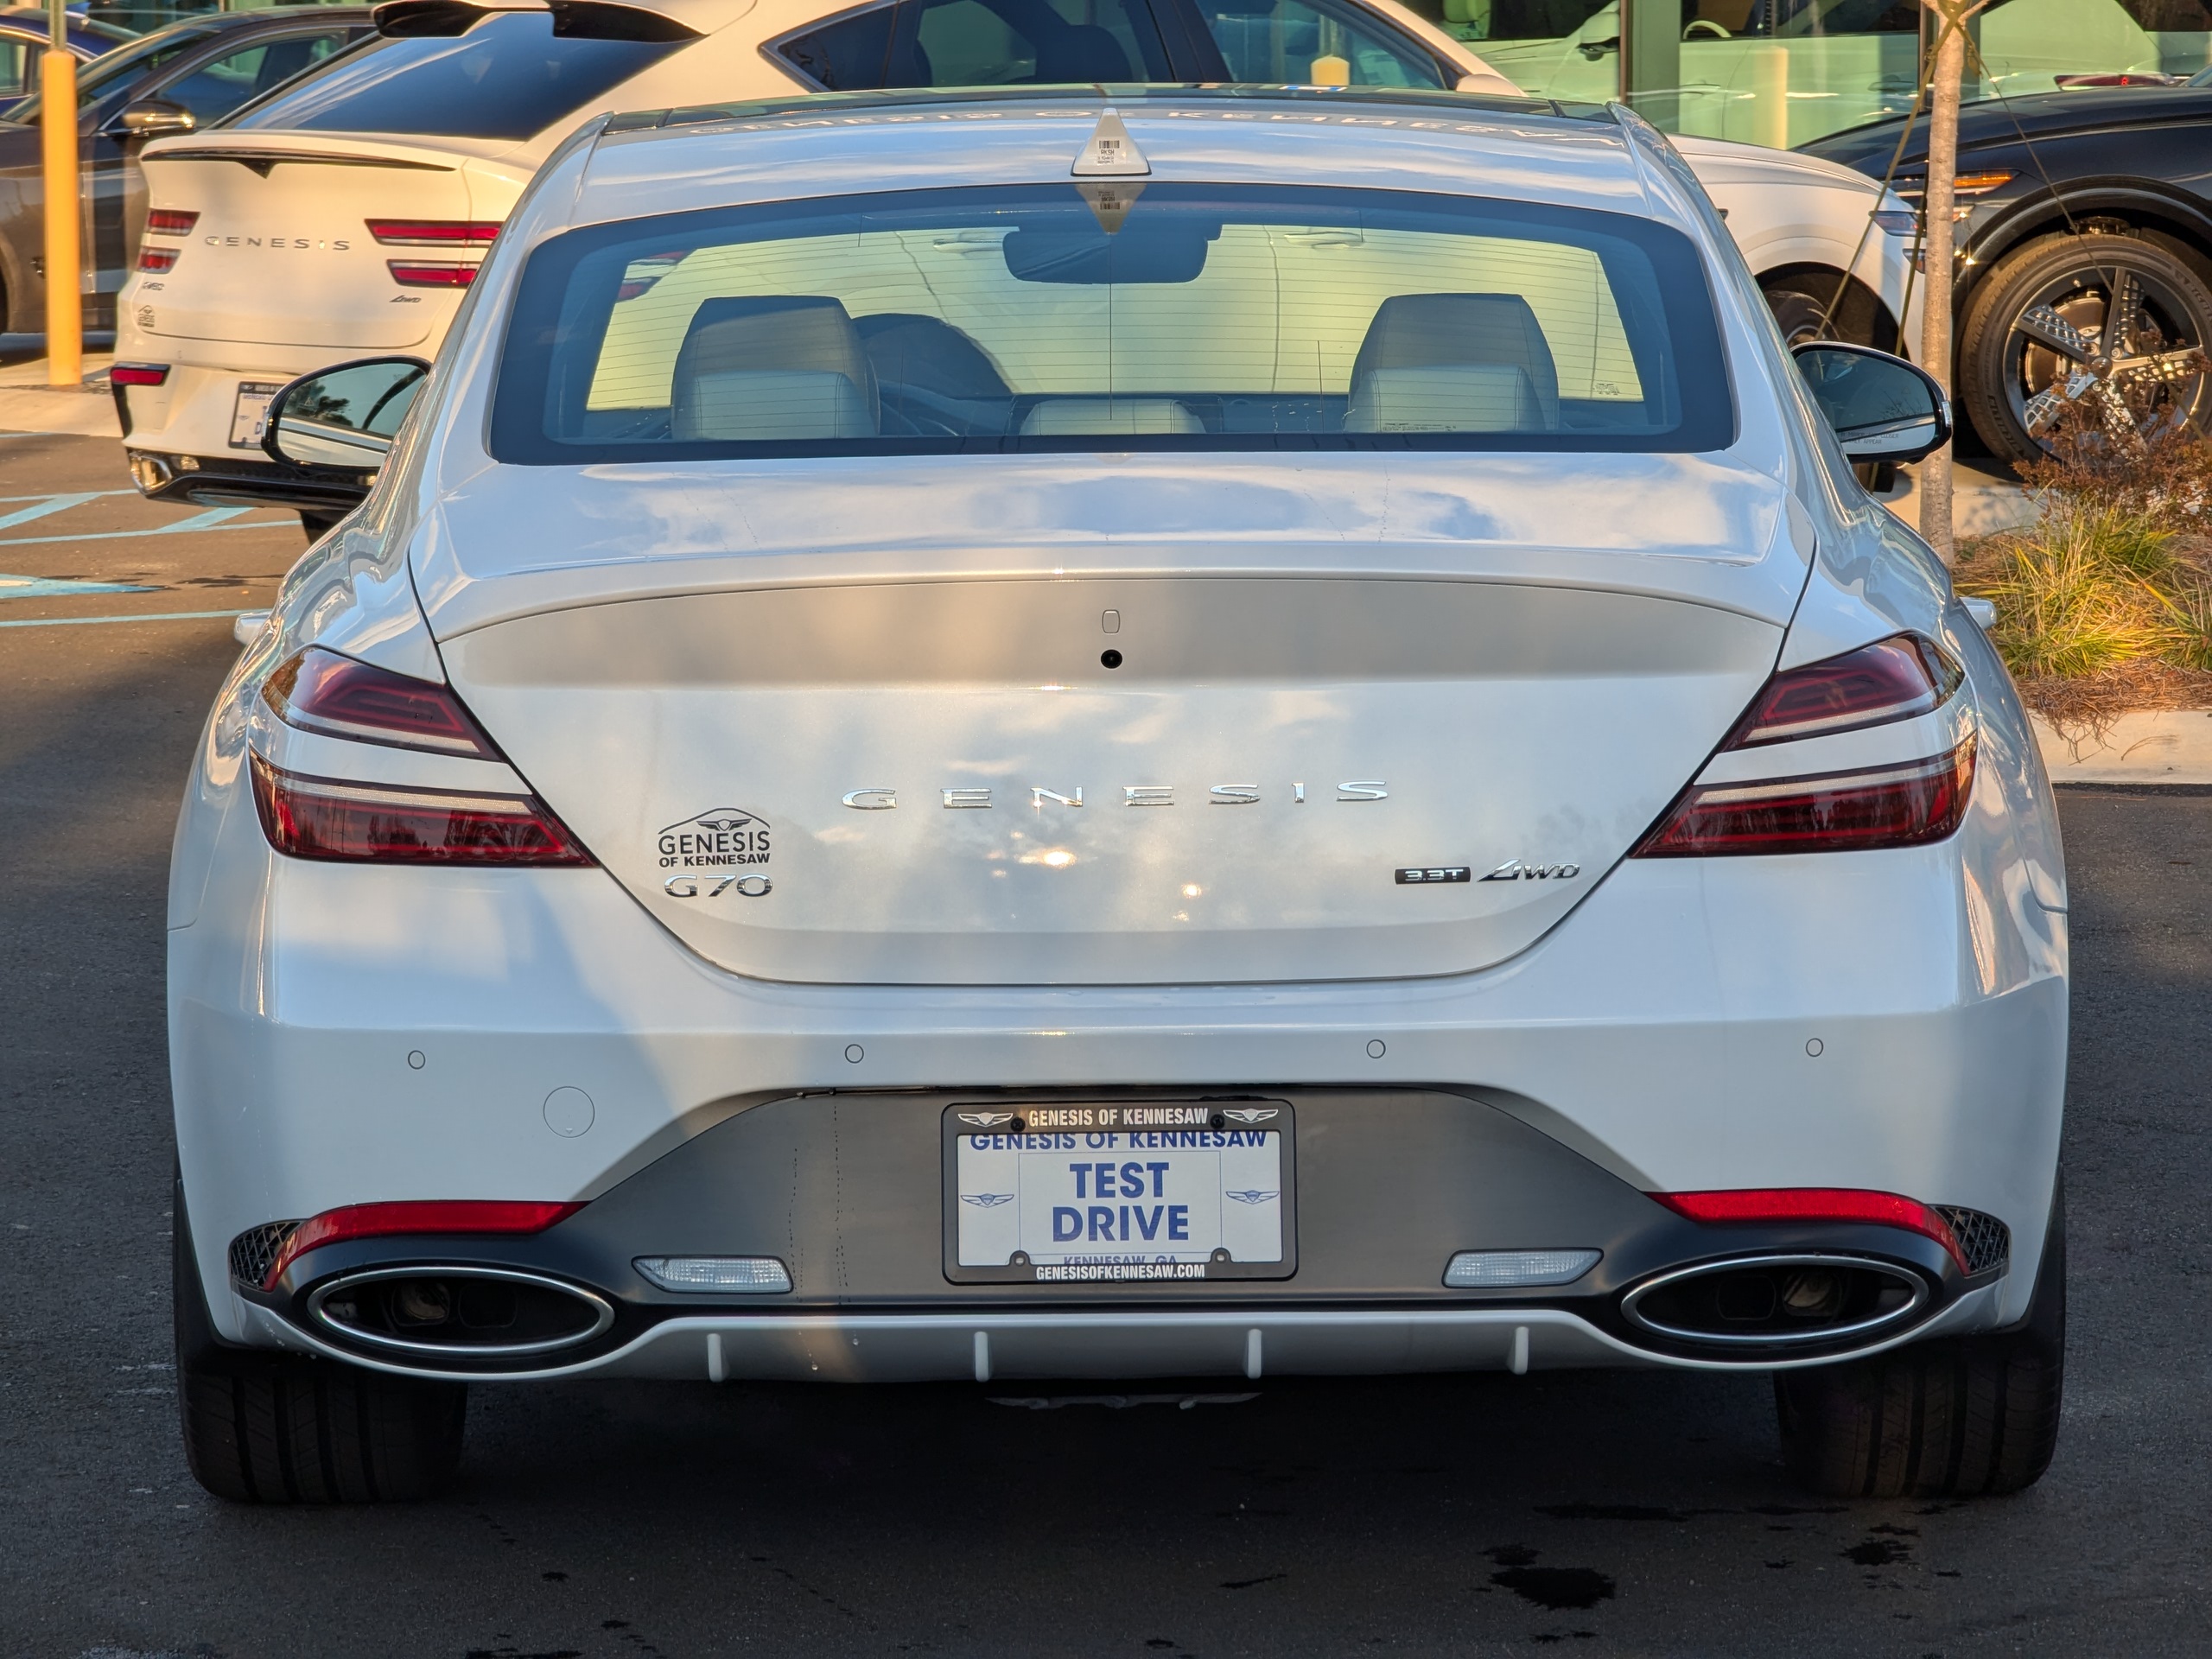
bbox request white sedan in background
[169,85,2063,1506]
[111,0,1919,529]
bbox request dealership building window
[1392,0,2212,149]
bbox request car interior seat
[1342,293,1560,434]
[671,296,880,441]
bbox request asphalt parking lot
[2,433,2208,1657]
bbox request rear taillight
[366,219,502,246]
[1651,1188,1967,1274]
[145,208,199,235]
[387,259,477,289]
[264,648,498,758]
[137,245,180,273]
[1727,634,1961,748]
[1632,739,1974,858]
[110,364,169,386]
[1631,633,1973,857]
[251,754,594,866]
[262,1199,581,1291]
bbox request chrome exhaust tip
[1622,1253,1930,1348]
[308,1266,613,1357]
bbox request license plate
[229,381,286,448]
[944,1102,1295,1283]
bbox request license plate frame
[942,1101,1298,1285]
[229,380,286,449]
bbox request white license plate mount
[943,1100,1297,1284]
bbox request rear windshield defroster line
[489,182,1738,462]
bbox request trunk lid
[432,456,1799,987]
[133,134,524,351]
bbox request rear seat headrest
[671,296,878,440]
[1348,293,1560,429]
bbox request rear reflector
[137,245,180,273]
[366,219,502,245]
[263,1199,582,1291]
[145,208,200,235]
[633,1256,794,1294]
[1727,634,1961,748]
[110,364,170,387]
[387,259,477,288]
[251,754,595,866]
[1631,738,1974,858]
[264,647,499,758]
[1650,1188,1967,1274]
[1443,1249,1601,1288]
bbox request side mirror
[262,356,430,480]
[108,99,196,140]
[1792,341,1953,465]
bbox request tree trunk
[1916,3,1970,562]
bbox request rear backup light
[388,259,477,288]
[1650,1188,1967,1274]
[633,1256,794,1294]
[264,647,498,757]
[251,755,594,866]
[110,364,169,386]
[366,219,502,245]
[1728,634,1961,747]
[137,245,180,272]
[261,1199,582,1291]
[145,208,199,235]
[1632,739,1974,858]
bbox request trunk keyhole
[1101,650,1123,669]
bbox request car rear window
[491,181,1734,461]
[221,12,685,141]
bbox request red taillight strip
[264,648,500,759]
[137,245,180,273]
[145,208,200,235]
[110,364,169,387]
[1650,1188,1967,1274]
[1632,738,1975,858]
[1729,634,1959,748]
[263,1199,582,1291]
[366,219,502,245]
[387,259,477,289]
[250,754,594,866]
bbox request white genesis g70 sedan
[169,86,2066,1505]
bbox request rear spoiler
[371,0,700,41]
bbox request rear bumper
[220,1085,2007,1379]
[173,719,2069,1376]
[124,448,363,516]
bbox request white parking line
[0,608,251,629]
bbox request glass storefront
[1394,0,2212,149]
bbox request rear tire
[1774,1184,2064,1498]
[175,1170,466,1503]
[1761,271,1895,351]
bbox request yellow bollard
[41,43,80,390]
